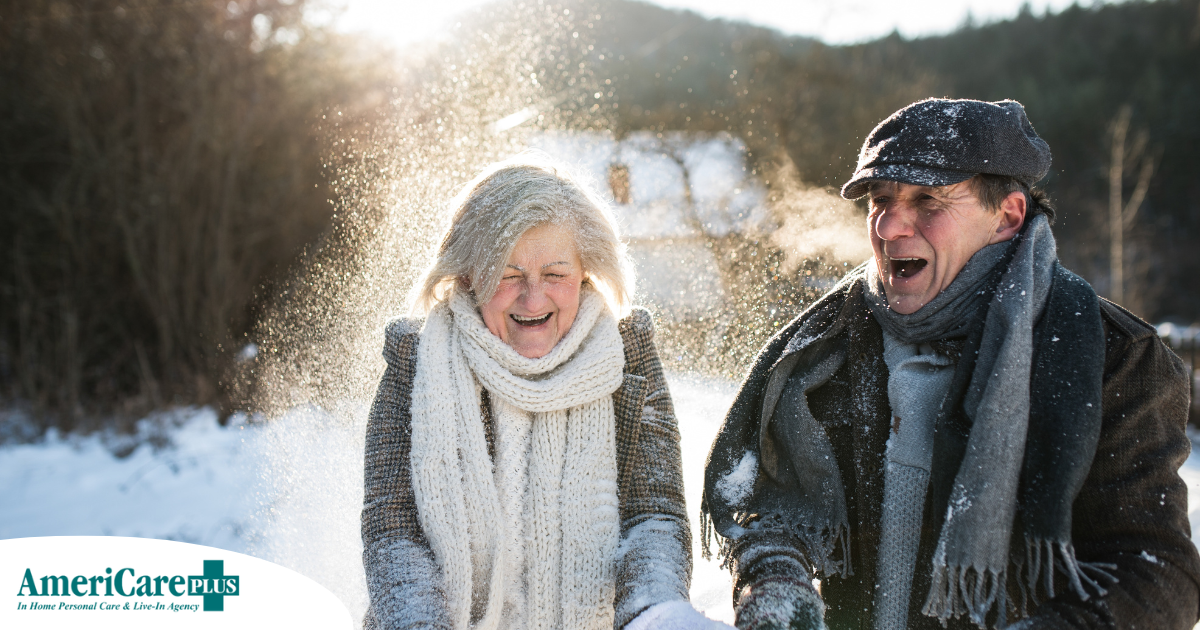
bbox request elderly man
[701,98,1200,630]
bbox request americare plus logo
[16,560,239,613]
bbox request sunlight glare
[333,0,1126,47]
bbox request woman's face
[480,223,584,358]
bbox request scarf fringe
[921,537,1118,628]
[700,510,852,579]
[700,507,716,561]
[921,564,1006,629]
[802,523,853,579]
[1013,537,1117,618]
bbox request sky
[330,0,1121,48]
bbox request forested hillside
[2,0,1196,423]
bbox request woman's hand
[625,600,737,630]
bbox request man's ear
[990,190,1027,244]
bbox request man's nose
[874,202,916,241]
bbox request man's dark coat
[705,269,1200,629]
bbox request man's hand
[734,578,826,630]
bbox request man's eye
[871,196,889,206]
[545,273,565,279]
[502,275,522,282]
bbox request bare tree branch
[1123,156,1155,229]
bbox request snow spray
[238,5,611,625]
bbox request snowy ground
[3,375,1200,626]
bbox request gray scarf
[868,214,1112,626]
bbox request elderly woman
[361,156,724,630]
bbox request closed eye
[916,193,948,212]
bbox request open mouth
[890,257,928,279]
[510,313,552,327]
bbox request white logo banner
[0,536,351,629]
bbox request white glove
[626,600,737,630]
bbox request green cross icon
[187,560,240,611]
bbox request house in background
[530,131,773,323]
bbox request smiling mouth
[510,313,552,327]
[891,257,928,279]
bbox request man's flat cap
[840,98,1052,200]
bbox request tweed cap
[840,98,1052,200]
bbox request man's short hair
[968,173,1056,222]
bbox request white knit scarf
[410,287,625,630]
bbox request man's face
[867,180,1014,314]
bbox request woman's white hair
[411,151,635,316]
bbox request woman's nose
[874,203,915,241]
[520,279,549,308]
